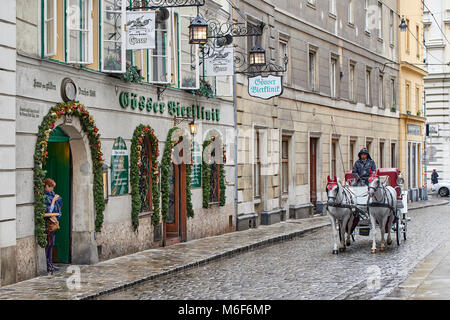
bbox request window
[391,142,397,167]
[406,19,411,52]
[349,63,355,101]
[282,137,289,194]
[102,0,126,72]
[377,2,383,39]
[416,25,420,58]
[330,57,337,98]
[379,141,384,168]
[309,48,317,91]
[140,137,153,213]
[254,131,261,198]
[366,139,372,155]
[366,68,372,105]
[416,86,420,113]
[247,21,262,52]
[43,0,57,57]
[364,0,369,32]
[329,0,336,15]
[348,0,354,24]
[308,0,316,6]
[209,147,220,203]
[406,83,410,112]
[390,78,396,108]
[389,10,394,44]
[279,39,288,85]
[67,0,93,64]
[349,140,356,170]
[331,139,338,178]
[179,14,199,88]
[379,74,384,108]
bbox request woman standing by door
[44,178,62,273]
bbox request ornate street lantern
[189,16,209,45]
[249,45,266,67]
[399,17,408,32]
[189,120,196,136]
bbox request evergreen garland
[130,125,160,230]
[202,136,226,208]
[34,102,105,248]
[161,128,194,220]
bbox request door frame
[309,134,321,206]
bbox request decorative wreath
[161,127,195,220]
[130,124,160,230]
[34,102,105,248]
[202,135,226,208]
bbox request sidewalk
[0,216,331,300]
[387,237,450,299]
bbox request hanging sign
[111,137,129,196]
[205,46,234,77]
[190,142,202,188]
[126,11,156,50]
[428,124,439,137]
[248,75,283,100]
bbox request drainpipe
[230,1,238,230]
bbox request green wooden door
[44,127,71,263]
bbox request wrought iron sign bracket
[156,84,168,101]
[127,0,205,10]
[235,55,289,76]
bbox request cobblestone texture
[0,216,330,300]
[100,203,450,300]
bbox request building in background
[398,0,428,197]
[423,0,450,184]
[234,0,401,229]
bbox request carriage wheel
[396,211,401,246]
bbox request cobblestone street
[100,203,450,300]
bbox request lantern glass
[189,16,208,45]
[102,164,109,203]
[189,121,196,135]
[249,46,266,67]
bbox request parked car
[430,182,450,197]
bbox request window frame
[253,130,261,199]
[348,0,354,25]
[178,13,199,89]
[101,0,126,73]
[281,136,289,194]
[379,73,384,109]
[365,67,372,106]
[308,46,318,92]
[349,62,356,102]
[43,0,58,57]
[66,0,94,65]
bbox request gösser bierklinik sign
[248,75,283,100]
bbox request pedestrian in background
[44,178,62,273]
[431,169,439,185]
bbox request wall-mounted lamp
[249,45,266,67]
[189,120,196,136]
[399,17,408,32]
[189,16,209,45]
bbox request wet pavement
[0,215,330,300]
[100,202,450,300]
[0,198,447,300]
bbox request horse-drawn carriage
[326,168,409,254]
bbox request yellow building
[398,0,427,192]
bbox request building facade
[234,0,401,229]
[423,0,450,184]
[398,0,427,193]
[2,0,236,286]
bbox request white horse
[367,174,397,253]
[326,176,357,254]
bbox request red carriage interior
[345,168,402,200]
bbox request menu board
[111,137,129,195]
[190,142,202,188]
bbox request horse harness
[367,183,397,217]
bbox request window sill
[390,43,395,48]
[281,194,289,200]
[347,22,355,29]
[328,12,337,20]
[365,30,371,37]
[253,198,261,204]
[378,37,384,43]
[208,202,220,207]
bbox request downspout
[231,1,238,230]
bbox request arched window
[139,136,153,213]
